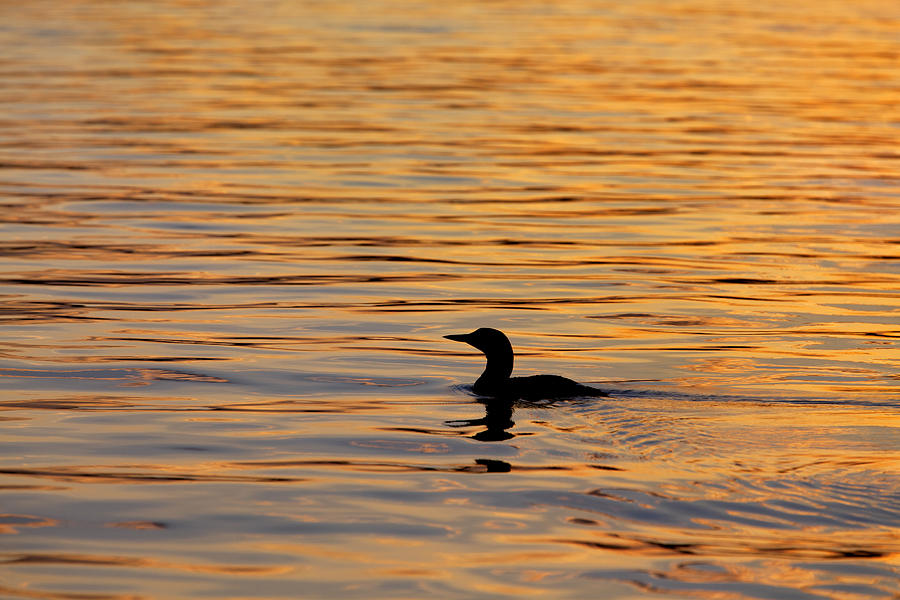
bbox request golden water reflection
[1,0,899,598]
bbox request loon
[444,328,608,400]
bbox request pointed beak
[443,333,472,343]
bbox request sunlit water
[1,1,899,598]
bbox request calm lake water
[2,1,899,598]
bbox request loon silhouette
[444,328,608,400]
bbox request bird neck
[473,348,514,393]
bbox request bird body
[444,328,607,400]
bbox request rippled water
[2,1,899,598]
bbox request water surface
[1,1,899,598]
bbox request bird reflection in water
[473,458,511,472]
[446,399,516,442]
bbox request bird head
[444,328,511,355]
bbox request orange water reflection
[1,0,899,598]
